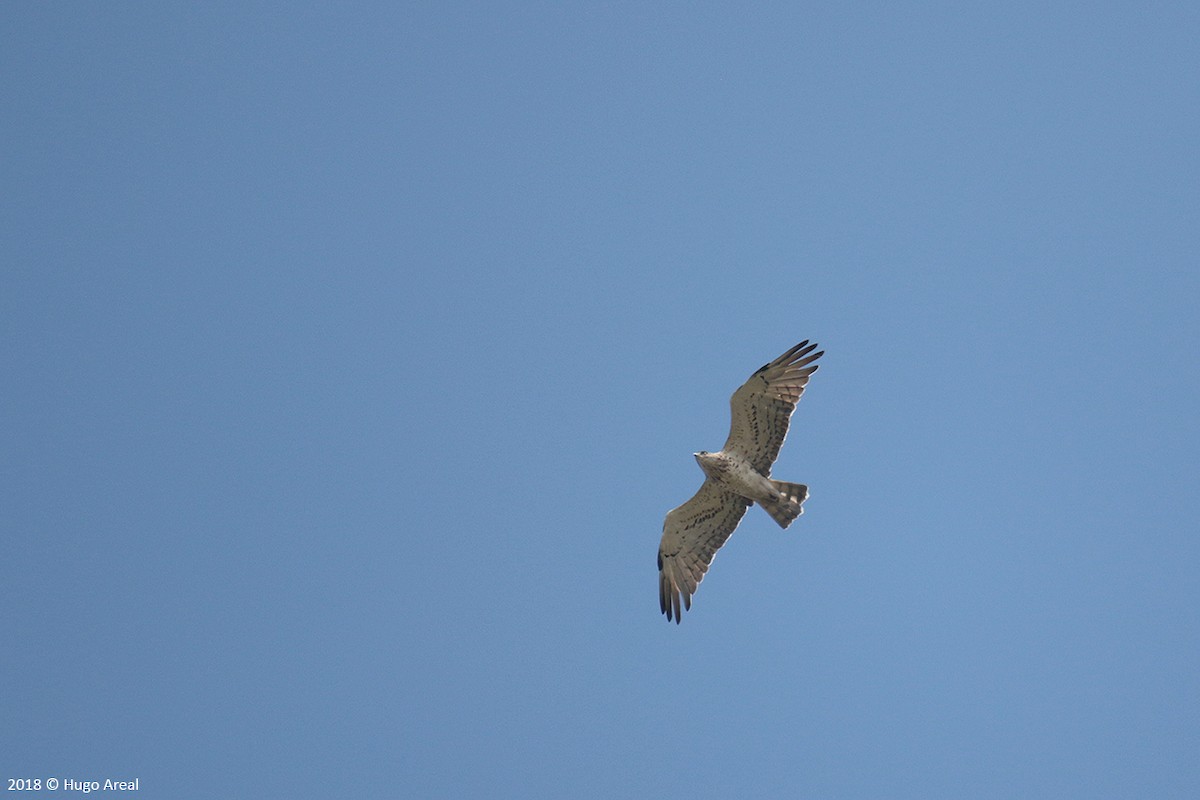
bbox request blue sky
[3,3,1198,797]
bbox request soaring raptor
[658,340,823,622]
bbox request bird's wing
[722,340,823,475]
[658,479,751,623]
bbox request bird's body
[658,340,823,623]
[693,450,773,501]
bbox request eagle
[658,340,824,622]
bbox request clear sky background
[3,3,1198,798]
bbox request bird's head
[693,450,722,478]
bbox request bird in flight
[658,340,824,623]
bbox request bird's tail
[761,481,808,529]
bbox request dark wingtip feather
[764,340,821,373]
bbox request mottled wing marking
[657,480,751,623]
[723,340,823,475]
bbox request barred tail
[760,481,808,529]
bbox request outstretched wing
[658,480,751,623]
[723,340,823,475]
